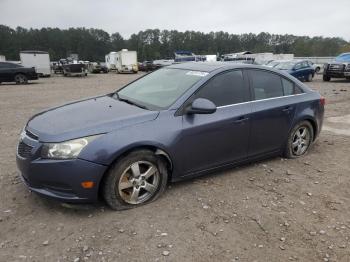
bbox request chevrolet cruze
[16,62,324,210]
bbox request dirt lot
[0,73,349,262]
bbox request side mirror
[186,98,217,115]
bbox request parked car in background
[264,60,289,68]
[306,60,321,73]
[100,62,109,73]
[138,61,156,72]
[275,60,315,82]
[88,62,109,74]
[0,62,38,84]
[323,53,350,81]
[153,59,174,67]
[17,62,324,210]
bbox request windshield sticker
[186,71,209,77]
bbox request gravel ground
[0,73,349,262]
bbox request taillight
[320,97,326,106]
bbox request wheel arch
[294,116,318,141]
[98,144,174,197]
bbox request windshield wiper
[114,93,148,110]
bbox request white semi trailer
[20,51,51,76]
[115,49,138,73]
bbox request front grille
[17,141,33,158]
[25,129,38,140]
[329,64,345,72]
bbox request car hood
[330,61,350,65]
[27,95,159,142]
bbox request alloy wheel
[117,161,160,204]
[15,74,27,84]
[291,126,311,156]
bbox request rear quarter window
[282,78,303,95]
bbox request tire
[315,67,320,73]
[284,121,314,159]
[102,150,168,210]
[306,73,313,82]
[14,74,28,84]
[323,75,331,82]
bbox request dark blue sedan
[275,60,315,82]
[16,62,324,210]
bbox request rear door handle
[233,116,249,124]
[282,106,294,113]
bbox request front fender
[78,110,182,170]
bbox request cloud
[0,0,349,40]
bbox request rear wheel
[102,150,168,210]
[14,74,28,84]
[315,67,320,73]
[323,75,331,81]
[284,121,314,159]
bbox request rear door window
[249,70,283,100]
[193,70,249,106]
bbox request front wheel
[14,74,28,84]
[102,150,168,210]
[284,121,314,159]
[323,75,331,81]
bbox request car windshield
[275,61,295,70]
[335,53,350,62]
[116,68,207,110]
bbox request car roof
[167,61,276,73]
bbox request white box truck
[115,49,138,73]
[20,51,51,77]
[0,55,5,62]
[105,52,118,71]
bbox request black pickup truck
[0,62,38,84]
[323,53,350,81]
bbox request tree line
[0,25,349,62]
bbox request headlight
[41,135,100,159]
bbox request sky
[0,0,349,40]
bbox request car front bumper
[16,137,108,203]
